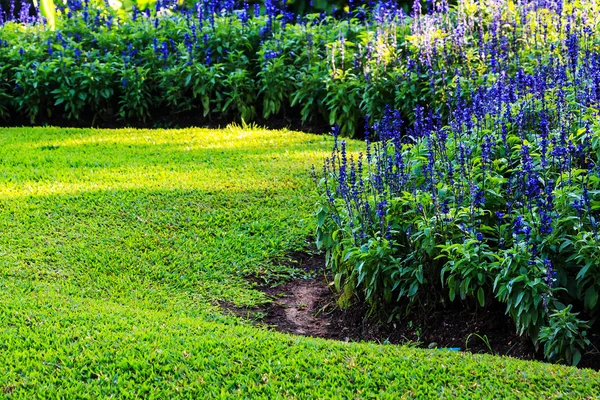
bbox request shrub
[317,0,600,362]
[539,305,591,366]
[0,1,497,134]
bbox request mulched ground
[221,252,600,371]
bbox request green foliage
[568,231,600,312]
[493,248,550,342]
[0,4,466,135]
[222,53,257,123]
[257,54,291,119]
[325,70,363,137]
[539,305,591,366]
[119,65,153,122]
[441,237,500,307]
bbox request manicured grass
[0,126,598,398]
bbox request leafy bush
[0,0,485,134]
[539,305,591,366]
[317,0,600,362]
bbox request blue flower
[544,259,557,288]
[471,185,485,208]
[264,49,279,60]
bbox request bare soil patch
[221,252,600,370]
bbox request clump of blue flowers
[317,0,600,366]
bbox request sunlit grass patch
[0,126,598,397]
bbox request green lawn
[0,126,598,398]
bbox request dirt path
[262,278,333,336]
[220,252,600,370]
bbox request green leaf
[477,287,485,307]
[515,291,525,308]
[584,287,598,310]
[408,282,419,297]
[448,287,456,302]
[317,209,326,226]
[334,272,342,291]
[576,262,592,281]
[572,351,582,366]
[559,240,572,252]
[415,267,423,284]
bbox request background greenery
[0,1,456,137]
[0,0,418,14]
